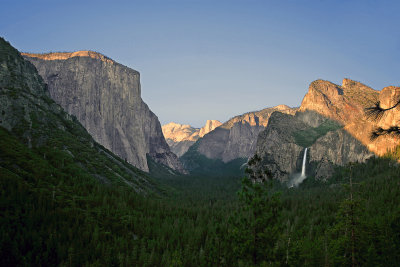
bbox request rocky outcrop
[195,105,296,162]
[162,120,222,157]
[180,105,296,173]
[162,122,199,157]
[23,51,185,173]
[22,51,114,63]
[163,122,199,143]
[199,120,222,137]
[0,37,157,192]
[252,78,399,182]
[300,79,400,155]
[253,111,372,182]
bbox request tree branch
[365,99,400,121]
[370,126,400,140]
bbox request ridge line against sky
[1,0,399,128]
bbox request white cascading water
[289,148,308,188]
[301,147,308,178]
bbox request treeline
[277,157,400,266]
[1,124,400,266]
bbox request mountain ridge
[0,37,158,192]
[250,78,399,181]
[299,78,400,155]
[22,51,115,64]
[162,120,222,157]
[180,105,297,173]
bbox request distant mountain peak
[162,119,222,157]
[221,104,295,129]
[162,120,222,142]
[163,122,196,130]
[274,104,291,110]
[342,78,373,90]
[199,120,222,137]
[181,106,297,167]
[162,122,198,142]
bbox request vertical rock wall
[23,52,185,173]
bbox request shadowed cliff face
[23,52,186,173]
[253,111,373,182]
[180,105,297,173]
[196,105,296,163]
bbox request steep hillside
[23,51,185,173]
[252,111,372,181]
[299,78,400,155]
[251,78,399,182]
[181,105,296,173]
[162,120,221,156]
[0,37,158,193]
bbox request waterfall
[301,147,308,178]
[288,147,309,188]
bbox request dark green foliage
[0,126,239,266]
[1,36,400,266]
[0,36,156,193]
[384,145,400,161]
[293,119,342,147]
[329,165,368,266]
[229,178,282,265]
[2,121,400,266]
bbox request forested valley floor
[1,125,400,266]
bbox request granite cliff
[251,79,399,182]
[299,79,400,156]
[0,37,157,192]
[195,105,296,162]
[181,105,296,173]
[162,120,222,157]
[253,111,373,182]
[23,51,185,173]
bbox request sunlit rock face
[252,78,400,182]
[22,51,114,63]
[300,78,400,156]
[378,86,400,131]
[252,111,372,182]
[163,122,199,143]
[162,120,222,157]
[199,120,222,137]
[23,51,186,173]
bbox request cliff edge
[23,51,186,173]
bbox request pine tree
[230,155,282,265]
[365,96,400,139]
[330,164,367,266]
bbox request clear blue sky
[1,0,399,127]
